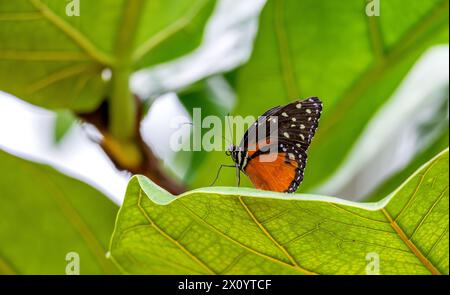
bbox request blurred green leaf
[178,76,235,184]
[109,149,449,274]
[189,0,449,191]
[0,0,215,111]
[368,130,449,201]
[53,109,76,144]
[0,149,118,274]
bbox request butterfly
[223,97,322,193]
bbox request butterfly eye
[225,151,231,156]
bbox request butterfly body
[226,97,322,193]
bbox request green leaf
[189,0,449,191]
[109,148,449,274]
[0,149,119,274]
[53,109,76,144]
[0,0,215,112]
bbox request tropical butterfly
[222,97,322,193]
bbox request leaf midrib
[380,154,445,275]
[382,208,441,275]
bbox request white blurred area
[0,93,129,204]
[132,0,266,98]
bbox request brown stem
[78,97,185,195]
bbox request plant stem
[110,67,135,141]
[109,0,145,142]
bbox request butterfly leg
[236,165,241,187]
[210,164,236,186]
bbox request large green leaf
[0,0,215,111]
[187,0,449,192]
[109,148,449,274]
[0,149,118,274]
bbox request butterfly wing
[241,97,322,192]
[244,152,300,192]
[239,105,282,150]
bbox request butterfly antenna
[225,113,234,146]
[221,134,232,146]
[80,123,102,144]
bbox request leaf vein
[0,50,90,61]
[274,0,299,100]
[27,63,95,94]
[28,0,113,65]
[0,12,42,21]
[137,189,216,275]
[132,0,210,63]
[426,224,449,257]
[177,199,313,274]
[410,186,448,240]
[381,208,441,275]
[238,197,301,268]
[395,156,442,221]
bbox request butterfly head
[225,144,237,160]
[226,144,246,166]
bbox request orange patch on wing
[244,152,298,192]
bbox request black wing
[239,97,323,192]
[240,97,322,148]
